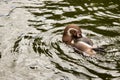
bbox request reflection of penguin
[62,24,105,56]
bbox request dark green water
[0,0,120,80]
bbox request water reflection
[0,0,120,80]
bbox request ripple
[1,0,120,80]
[13,0,120,79]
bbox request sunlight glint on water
[0,0,120,80]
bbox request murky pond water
[0,0,120,80]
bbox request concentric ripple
[0,0,120,80]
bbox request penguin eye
[70,30,77,36]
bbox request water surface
[0,0,120,80]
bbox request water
[0,0,120,80]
